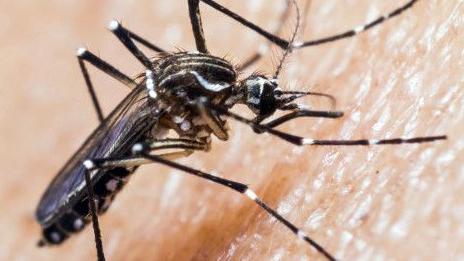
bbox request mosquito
[35,1,445,260]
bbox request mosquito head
[238,74,335,121]
[239,75,287,118]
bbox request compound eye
[274,88,283,96]
[254,82,278,116]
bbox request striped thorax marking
[154,52,237,90]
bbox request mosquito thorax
[152,52,236,98]
[142,52,238,140]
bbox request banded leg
[188,0,209,53]
[132,150,336,261]
[199,0,420,50]
[82,138,209,260]
[141,138,210,151]
[108,20,166,53]
[77,48,137,122]
[84,169,105,261]
[83,152,193,261]
[212,105,447,146]
[85,138,210,171]
[253,109,344,134]
[87,151,194,171]
[238,0,293,70]
[108,20,166,68]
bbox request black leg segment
[110,21,166,53]
[78,57,104,123]
[76,48,138,122]
[108,20,153,68]
[200,0,420,50]
[188,0,209,53]
[214,105,447,147]
[84,169,105,261]
[77,48,137,89]
[237,0,293,70]
[137,151,337,261]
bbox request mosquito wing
[36,84,160,226]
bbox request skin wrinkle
[0,0,462,260]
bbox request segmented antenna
[273,0,300,79]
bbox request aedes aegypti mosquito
[35,0,446,260]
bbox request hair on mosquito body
[35,1,447,260]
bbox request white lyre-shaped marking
[189,71,230,92]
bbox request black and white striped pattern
[216,107,447,147]
[137,151,337,261]
[36,1,443,261]
[154,52,236,91]
[199,0,420,50]
[108,20,152,68]
[297,0,419,48]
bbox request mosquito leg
[129,149,336,261]
[77,48,137,122]
[84,169,105,261]
[78,56,103,123]
[82,153,201,261]
[87,151,193,170]
[198,0,287,48]
[142,138,210,152]
[83,135,333,259]
[84,138,209,170]
[108,20,160,68]
[81,138,209,259]
[239,0,315,70]
[213,105,447,146]
[253,109,344,134]
[298,0,419,48]
[200,0,420,50]
[108,20,166,53]
[238,0,292,71]
[188,0,209,53]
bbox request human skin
[0,0,462,260]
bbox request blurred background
[0,0,462,260]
